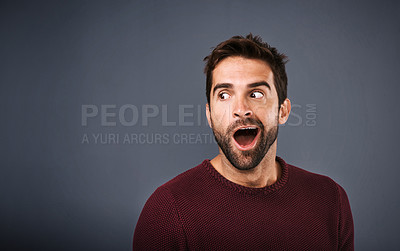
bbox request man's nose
[232,98,253,118]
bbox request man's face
[206,56,282,170]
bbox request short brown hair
[204,34,288,106]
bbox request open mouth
[233,127,259,149]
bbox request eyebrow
[247,81,271,90]
[212,83,233,96]
[212,81,271,96]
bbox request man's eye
[251,91,264,99]
[219,92,231,100]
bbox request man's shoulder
[156,159,210,195]
[289,162,335,181]
[286,161,344,196]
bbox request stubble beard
[210,116,279,171]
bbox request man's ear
[206,103,212,128]
[278,98,291,125]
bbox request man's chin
[233,163,258,171]
[219,142,260,169]
[227,152,261,170]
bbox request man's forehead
[213,56,271,72]
[212,56,274,87]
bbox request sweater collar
[202,156,289,195]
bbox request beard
[211,116,278,171]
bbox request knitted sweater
[133,157,354,250]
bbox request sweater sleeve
[336,184,354,251]
[133,187,187,251]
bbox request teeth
[239,127,256,130]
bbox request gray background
[1,0,399,250]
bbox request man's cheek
[213,110,229,124]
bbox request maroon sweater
[133,157,354,250]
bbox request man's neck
[210,144,281,188]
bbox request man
[133,34,354,250]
